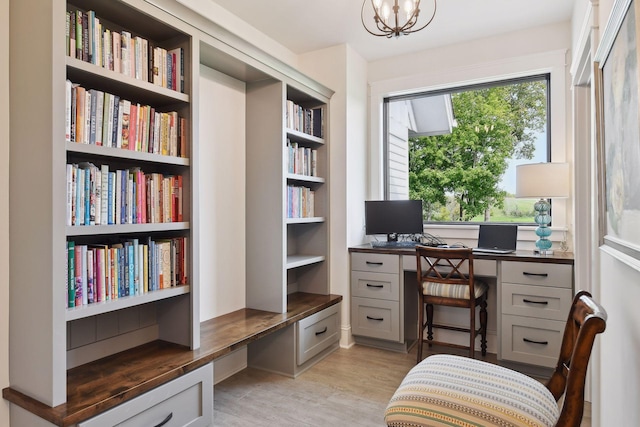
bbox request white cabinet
[79,363,213,427]
[500,261,573,367]
[351,252,413,349]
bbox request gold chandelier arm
[361,0,398,37]
[403,0,437,35]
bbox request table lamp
[515,162,570,255]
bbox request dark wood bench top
[2,292,343,426]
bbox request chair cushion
[422,280,488,299]
[385,354,559,427]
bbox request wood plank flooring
[213,344,591,426]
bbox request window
[383,75,550,223]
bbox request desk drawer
[297,303,340,365]
[501,261,572,288]
[351,252,399,274]
[351,297,400,341]
[351,271,399,301]
[502,283,572,321]
[79,363,213,427]
[501,314,563,368]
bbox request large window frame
[367,49,571,246]
[382,74,552,224]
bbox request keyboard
[371,241,420,248]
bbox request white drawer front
[501,261,572,288]
[79,363,213,427]
[351,252,399,274]
[502,283,573,321]
[297,303,340,365]
[501,315,563,368]
[351,297,400,342]
[351,271,399,301]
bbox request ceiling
[207,0,576,62]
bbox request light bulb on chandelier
[361,0,437,38]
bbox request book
[65,80,72,141]
[74,243,83,307]
[95,90,104,145]
[100,164,109,224]
[67,241,75,308]
[88,88,97,144]
[120,99,131,149]
[86,249,94,304]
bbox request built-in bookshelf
[8,0,197,410]
[245,81,329,314]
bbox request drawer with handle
[78,362,213,427]
[297,303,340,365]
[501,261,572,288]
[501,314,563,367]
[351,271,399,301]
[351,297,400,341]
[501,283,572,321]
[351,252,399,274]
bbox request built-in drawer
[501,314,564,368]
[502,283,573,321]
[501,261,572,288]
[351,271,399,301]
[79,362,213,427]
[297,303,340,365]
[351,252,399,274]
[351,297,400,342]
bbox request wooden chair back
[548,290,607,427]
[415,246,476,301]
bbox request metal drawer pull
[366,261,384,265]
[523,298,549,305]
[366,283,384,288]
[366,315,384,321]
[315,327,328,336]
[523,338,548,345]
[154,413,173,427]
[522,272,549,277]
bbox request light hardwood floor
[213,344,591,426]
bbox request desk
[348,245,574,368]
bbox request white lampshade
[515,162,570,199]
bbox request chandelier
[361,0,437,38]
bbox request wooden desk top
[2,292,343,426]
[348,244,574,265]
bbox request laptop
[473,224,517,254]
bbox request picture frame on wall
[594,0,640,260]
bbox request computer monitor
[365,200,424,242]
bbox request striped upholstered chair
[385,291,607,427]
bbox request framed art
[594,0,640,259]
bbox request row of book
[67,163,183,227]
[286,101,323,138]
[286,140,318,177]
[65,80,187,158]
[66,9,184,93]
[287,185,316,219]
[66,237,188,308]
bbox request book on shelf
[66,8,185,92]
[67,241,75,307]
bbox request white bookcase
[8,0,198,408]
[245,81,330,313]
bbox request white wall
[581,0,640,425]
[1,0,9,422]
[198,65,247,320]
[298,44,369,347]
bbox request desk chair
[415,246,488,363]
[385,291,607,427]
